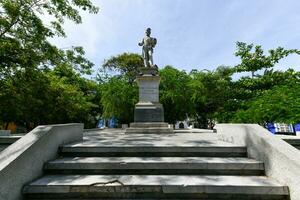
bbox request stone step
[129,122,169,128]
[0,144,9,151]
[44,157,264,175]
[60,146,247,157]
[0,135,24,152]
[282,138,300,150]
[23,175,289,199]
[0,135,22,144]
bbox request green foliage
[0,0,98,76]
[0,66,100,129]
[234,42,300,76]
[159,66,193,124]
[0,0,99,130]
[0,69,49,128]
[224,69,300,123]
[189,66,233,126]
[234,84,300,124]
[98,44,300,127]
[2,4,300,133]
[99,53,148,124]
[100,77,138,124]
[102,53,143,83]
[46,65,100,127]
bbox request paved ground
[74,129,236,147]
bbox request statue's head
[146,28,151,36]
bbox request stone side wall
[0,123,83,200]
[216,124,300,200]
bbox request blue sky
[50,0,300,77]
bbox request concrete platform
[61,133,247,157]
[79,132,236,147]
[45,157,264,175]
[23,175,289,199]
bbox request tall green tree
[234,42,300,77]
[97,53,142,124]
[0,0,99,130]
[100,77,138,124]
[217,42,300,123]
[0,65,101,130]
[102,53,143,83]
[159,66,194,124]
[0,0,98,76]
[189,66,233,127]
[48,64,101,126]
[0,68,50,129]
[234,83,300,124]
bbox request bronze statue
[138,28,157,68]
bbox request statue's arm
[152,38,157,47]
[138,38,144,46]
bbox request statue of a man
[138,28,157,68]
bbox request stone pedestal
[125,67,173,134]
[134,102,164,122]
[139,67,158,76]
[125,122,173,134]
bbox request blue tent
[294,123,300,135]
[266,123,294,135]
[97,119,106,129]
[108,117,118,128]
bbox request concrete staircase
[23,132,289,199]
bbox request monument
[125,28,173,134]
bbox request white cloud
[46,0,300,75]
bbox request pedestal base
[125,122,174,134]
[134,102,164,122]
[139,67,158,76]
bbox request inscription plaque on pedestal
[140,87,158,102]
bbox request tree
[0,0,98,77]
[189,66,233,127]
[46,64,101,127]
[233,83,300,124]
[102,53,143,83]
[159,66,193,124]
[234,42,300,77]
[220,70,300,123]
[0,0,99,130]
[216,43,300,123]
[0,65,101,130]
[100,77,138,124]
[0,68,49,129]
[97,53,143,124]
